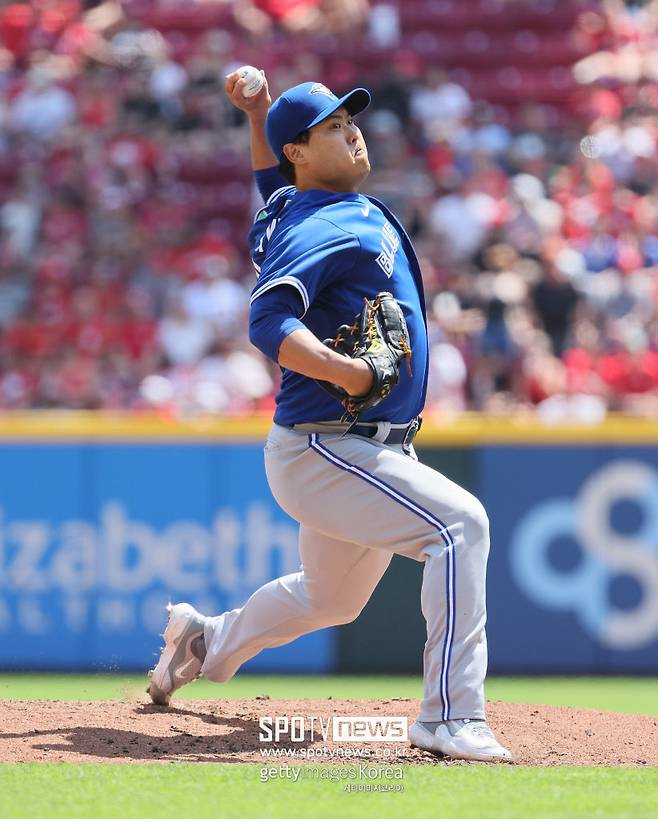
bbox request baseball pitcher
[147,69,512,762]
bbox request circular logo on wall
[510,460,658,650]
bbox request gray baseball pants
[200,422,490,720]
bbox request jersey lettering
[375,221,400,278]
[250,189,296,276]
[256,216,281,255]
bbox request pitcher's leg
[201,527,391,682]
[418,498,489,721]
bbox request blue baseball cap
[266,82,371,160]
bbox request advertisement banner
[4,437,658,674]
[0,443,334,672]
[480,446,658,672]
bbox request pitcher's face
[286,107,370,193]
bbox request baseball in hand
[237,65,264,98]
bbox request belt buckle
[402,417,421,454]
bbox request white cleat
[147,602,207,706]
[409,718,514,763]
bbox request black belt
[350,416,422,449]
[290,417,421,452]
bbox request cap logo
[309,83,337,100]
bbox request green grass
[0,764,656,819]
[0,674,656,715]
[485,676,658,716]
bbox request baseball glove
[317,291,412,417]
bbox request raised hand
[225,69,272,118]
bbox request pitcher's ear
[282,142,306,167]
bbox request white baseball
[237,65,264,98]
[580,135,602,159]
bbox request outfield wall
[0,412,657,674]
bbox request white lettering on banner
[98,598,135,632]
[141,590,175,633]
[213,510,242,588]
[0,593,90,634]
[159,521,211,592]
[7,522,50,590]
[245,505,298,585]
[103,504,157,592]
[19,597,50,634]
[51,521,98,591]
[62,595,88,632]
[0,501,298,634]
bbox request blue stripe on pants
[308,433,456,720]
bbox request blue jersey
[248,186,428,426]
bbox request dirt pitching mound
[0,698,655,766]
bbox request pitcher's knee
[307,597,364,628]
[332,602,365,626]
[462,495,490,543]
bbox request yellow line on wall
[416,415,658,445]
[0,411,657,445]
[0,412,271,441]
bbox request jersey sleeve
[254,167,290,203]
[249,218,360,316]
[248,185,297,274]
[248,284,306,362]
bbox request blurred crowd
[0,0,656,420]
